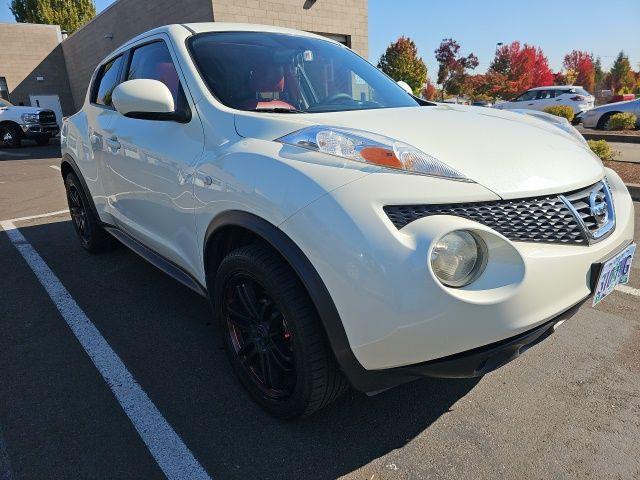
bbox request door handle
[106,136,121,151]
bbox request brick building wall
[0,23,74,114]
[61,0,214,111]
[212,0,368,58]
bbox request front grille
[38,110,56,124]
[383,180,614,245]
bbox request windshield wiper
[254,107,304,114]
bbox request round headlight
[430,230,487,287]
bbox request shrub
[543,105,575,122]
[606,112,637,130]
[587,140,618,161]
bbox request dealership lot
[1,143,639,480]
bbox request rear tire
[214,243,347,419]
[64,172,116,253]
[596,112,615,130]
[0,124,22,148]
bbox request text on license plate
[593,243,636,306]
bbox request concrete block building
[0,0,368,116]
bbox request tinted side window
[516,90,536,101]
[127,41,180,105]
[93,56,124,107]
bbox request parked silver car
[582,98,640,129]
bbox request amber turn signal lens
[360,147,402,168]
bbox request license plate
[593,243,636,306]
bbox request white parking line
[0,219,211,480]
[49,165,61,171]
[616,284,640,297]
[6,209,69,223]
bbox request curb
[626,183,640,202]
[582,132,640,144]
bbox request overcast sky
[2,0,639,78]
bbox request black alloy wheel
[64,172,116,253]
[214,244,347,418]
[223,274,296,400]
[67,183,90,245]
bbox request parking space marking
[5,209,69,223]
[0,219,212,480]
[49,165,61,171]
[616,284,640,297]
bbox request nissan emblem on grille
[589,190,608,226]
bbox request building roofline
[62,0,123,41]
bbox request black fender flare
[203,210,384,392]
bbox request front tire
[214,244,347,419]
[64,172,116,253]
[0,124,22,148]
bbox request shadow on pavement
[0,139,61,161]
[12,220,480,480]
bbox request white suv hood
[234,104,604,199]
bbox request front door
[104,37,204,273]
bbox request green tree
[610,51,634,94]
[377,36,427,95]
[10,0,96,33]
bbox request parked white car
[494,86,595,118]
[581,98,640,130]
[61,23,635,418]
[0,98,59,147]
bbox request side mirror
[112,79,180,121]
[397,80,413,95]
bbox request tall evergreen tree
[377,36,428,95]
[610,51,634,94]
[10,0,96,33]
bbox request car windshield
[188,31,420,113]
[0,99,13,107]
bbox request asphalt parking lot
[1,142,639,480]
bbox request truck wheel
[214,243,347,419]
[35,137,50,146]
[0,124,21,148]
[64,172,117,253]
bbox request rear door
[104,36,204,272]
[531,89,556,111]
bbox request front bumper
[281,168,635,392]
[354,297,587,393]
[20,123,59,138]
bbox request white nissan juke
[61,23,636,418]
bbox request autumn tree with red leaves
[434,38,478,100]
[562,50,595,92]
[421,80,437,100]
[486,41,554,99]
